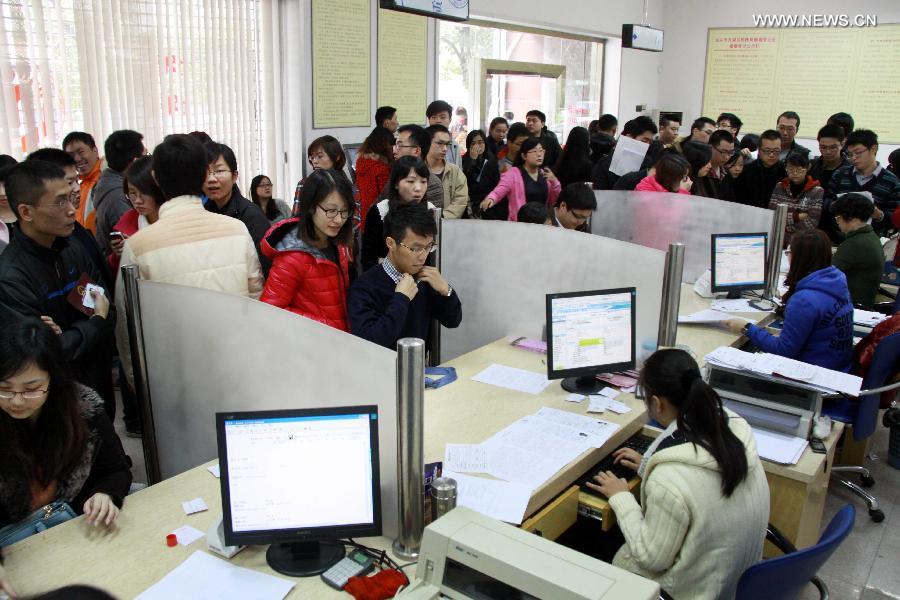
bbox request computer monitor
[546,287,637,394]
[216,405,381,577]
[711,232,768,298]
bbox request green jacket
[832,224,883,308]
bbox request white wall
[659,0,900,161]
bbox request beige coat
[608,412,770,599]
[438,162,469,219]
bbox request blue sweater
[747,266,853,372]
[348,265,462,350]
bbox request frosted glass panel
[137,281,399,536]
[439,220,667,364]
[590,191,774,283]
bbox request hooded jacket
[609,412,769,600]
[260,218,351,332]
[748,266,854,372]
[634,174,689,195]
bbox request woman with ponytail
[587,349,769,599]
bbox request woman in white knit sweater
[588,349,770,599]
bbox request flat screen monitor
[380,0,469,22]
[711,232,768,297]
[216,405,381,577]
[546,288,637,394]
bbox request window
[0,0,278,182]
[438,20,604,142]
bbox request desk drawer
[521,485,579,540]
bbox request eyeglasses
[316,205,351,220]
[207,168,232,179]
[759,148,781,156]
[0,388,48,400]
[399,241,437,256]
[258,183,273,188]
[38,198,75,210]
[848,148,871,159]
[470,140,485,146]
[394,141,418,149]
[712,145,733,155]
[785,166,807,173]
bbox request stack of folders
[751,428,808,465]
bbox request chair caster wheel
[869,509,885,523]
[861,475,876,488]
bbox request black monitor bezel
[545,287,637,381]
[216,405,382,547]
[710,232,769,294]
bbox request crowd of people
[0,97,899,599]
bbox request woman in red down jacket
[355,126,394,231]
[260,169,356,331]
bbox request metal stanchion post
[657,243,686,348]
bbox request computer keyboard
[577,434,655,495]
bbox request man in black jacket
[0,161,116,418]
[592,117,658,190]
[734,130,786,209]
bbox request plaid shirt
[382,256,403,284]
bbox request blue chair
[822,332,900,522]
[735,505,856,600]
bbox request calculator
[321,549,376,589]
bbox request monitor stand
[561,375,604,395]
[266,540,345,577]
[725,289,743,299]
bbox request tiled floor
[114,394,900,598]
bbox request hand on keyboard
[586,471,630,498]
[612,447,643,471]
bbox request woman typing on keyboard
[586,349,770,600]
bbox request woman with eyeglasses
[635,154,693,194]
[290,136,350,219]
[106,156,165,275]
[260,170,356,332]
[480,138,561,222]
[462,130,500,219]
[0,318,132,559]
[361,156,436,271]
[355,127,394,232]
[767,152,824,246]
[250,174,290,225]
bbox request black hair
[555,182,597,210]
[690,117,716,133]
[375,105,397,126]
[653,153,691,192]
[659,114,681,128]
[0,318,88,520]
[846,129,877,149]
[359,126,395,162]
[5,160,66,218]
[716,112,743,133]
[307,135,347,170]
[506,122,529,143]
[682,141,713,178]
[28,585,118,600]
[623,116,658,138]
[889,149,900,174]
[597,114,618,132]
[517,202,549,224]
[188,131,212,145]
[297,168,355,247]
[639,348,749,497]
[0,154,17,170]
[827,112,854,139]
[526,109,547,123]
[708,130,734,148]
[397,124,431,158]
[61,131,96,150]
[785,151,810,169]
[514,138,544,167]
[204,141,238,172]
[104,130,144,172]
[383,201,437,242]
[817,124,845,142]
[739,133,760,152]
[425,124,451,138]
[777,110,801,129]
[724,149,743,169]
[784,229,832,307]
[249,174,278,220]
[123,156,165,208]
[759,129,781,144]
[387,155,430,205]
[554,126,591,185]
[151,134,207,201]
[832,192,874,223]
[465,129,487,154]
[27,148,76,167]
[488,117,508,133]
[426,100,453,119]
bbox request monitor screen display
[380,0,469,21]
[546,288,636,379]
[711,233,767,292]
[218,406,380,546]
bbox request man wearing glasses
[349,202,461,350]
[810,124,851,243]
[0,160,117,418]
[383,124,444,208]
[705,129,736,201]
[776,111,811,161]
[734,130,786,208]
[424,124,469,218]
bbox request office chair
[822,332,900,522]
[735,505,855,600]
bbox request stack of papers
[472,363,551,395]
[678,309,751,326]
[752,428,808,465]
[441,470,532,524]
[854,309,888,328]
[711,298,770,313]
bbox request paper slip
[710,298,769,313]
[170,525,205,546]
[588,395,631,414]
[597,372,638,388]
[535,407,619,448]
[442,470,532,524]
[136,550,294,600]
[472,363,551,395]
[207,464,220,478]
[444,444,488,473]
[566,393,586,403]
[511,337,547,354]
[598,387,621,399]
[679,309,751,325]
[181,498,208,515]
[854,308,888,327]
[586,398,605,413]
[609,135,649,176]
[622,385,637,393]
[752,428,808,465]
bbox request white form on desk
[854,309,888,327]
[679,309,752,325]
[442,470,533,524]
[136,551,294,600]
[752,428,809,465]
[444,444,488,473]
[710,298,770,313]
[471,363,551,395]
[534,407,620,448]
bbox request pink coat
[485,167,562,221]
[635,174,689,194]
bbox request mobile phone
[810,438,826,454]
[109,231,126,239]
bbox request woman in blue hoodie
[727,229,854,372]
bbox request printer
[395,506,659,600]
[707,364,823,439]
